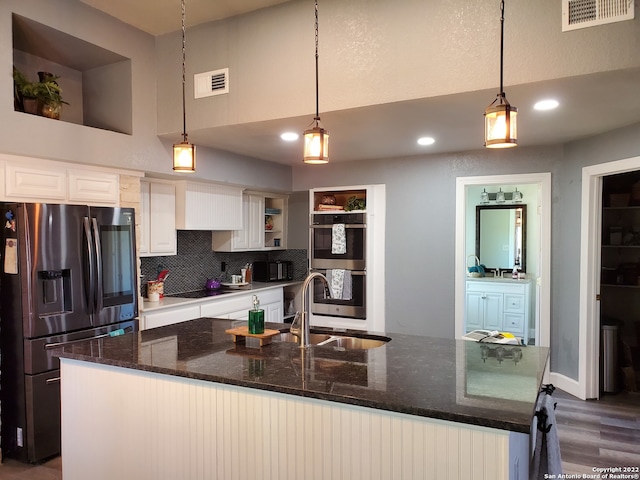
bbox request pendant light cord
[314,0,320,121]
[499,0,505,96]
[181,0,188,142]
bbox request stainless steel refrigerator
[0,203,138,463]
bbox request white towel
[331,223,347,254]
[327,269,352,300]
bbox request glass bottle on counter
[248,295,264,334]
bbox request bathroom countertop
[56,318,549,434]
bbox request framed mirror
[475,205,526,272]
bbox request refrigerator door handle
[43,329,128,350]
[83,217,96,314]
[91,218,103,312]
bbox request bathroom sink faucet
[290,272,334,348]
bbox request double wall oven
[310,212,366,319]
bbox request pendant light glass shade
[173,0,196,172]
[303,0,329,164]
[484,0,518,149]
[303,119,329,164]
[173,141,196,172]
[484,93,518,148]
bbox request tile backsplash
[140,230,307,295]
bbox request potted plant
[13,68,69,119]
[35,72,68,119]
[13,67,31,113]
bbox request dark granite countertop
[56,318,549,434]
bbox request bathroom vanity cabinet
[465,278,533,344]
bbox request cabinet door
[68,169,119,204]
[483,293,503,331]
[142,305,200,330]
[465,292,484,331]
[247,195,265,250]
[264,301,283,323]
[139,182,150,255]
[5,163,66,200]
[232,194,264,250]
[149,182,176,254]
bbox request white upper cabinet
[0,153,141,206]
[5,162,67,200]
[68,169,119,204]
[139,180,176,257]
[229,194,264,251]
[175,181,243,231]
[212,192,288,252]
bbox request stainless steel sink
[278,332,390,349]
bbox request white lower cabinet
[141,288,284,330]
[142,305,201,330]
[465,279,532,344]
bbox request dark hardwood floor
[1,390,638,479]
[554,389,640,475]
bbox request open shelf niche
[12,13,132,135]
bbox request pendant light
[173,0,196,172]
[484,0,517,149]
[303,0,329,164]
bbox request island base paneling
[60,359,528,480]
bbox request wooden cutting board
[225,326,281,346]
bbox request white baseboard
[550,371,585,400]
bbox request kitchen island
[57,317,548,480]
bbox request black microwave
[252,261,293,282]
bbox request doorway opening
[455,173,551,349]
[579,155,640,400]
[599,171,640,394]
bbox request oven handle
[310,268,366,276]
[310,224,366,229]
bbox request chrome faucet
[290,272,334,348]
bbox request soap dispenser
[512,265,519,279]
[248,295,264,334]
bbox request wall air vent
[562,0,634,31]
[194,68,229,99]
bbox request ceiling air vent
[562,0,634,31]
[194,68,229,99]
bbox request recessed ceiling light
[417,137,435,146]
[534,99,559,111]
[281,132,299,141]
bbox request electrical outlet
[17,427,23,447]
[221,261,226,272]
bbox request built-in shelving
[312,188,366,213]
[12,13,132,134]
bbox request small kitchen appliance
[252,261,293,282]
